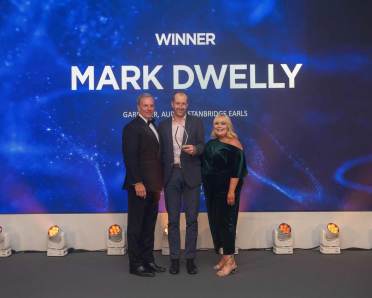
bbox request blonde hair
[211,114,238,139]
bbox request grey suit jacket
[158,114,205,188]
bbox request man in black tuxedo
[122,93,166,277]
[158,91,205,275]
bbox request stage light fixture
[161,225,170,255]
[47,225,68,257]
[320,223,341,254]
[107,224,126,255]
[273,223,293,254]
[0,226,12,257]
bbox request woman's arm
[227,177,239,205]
[227,138,243,205]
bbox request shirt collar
[172,114,187,122]
[138,113,149,123]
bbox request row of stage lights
[47,224,128,256]
[0,224,126,257]
[273,222,340,254]
[0,223,341,258]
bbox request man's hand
[227,191,235,206]
[182,145,196,156]
[134,182,147,199]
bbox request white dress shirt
[171,115,186,165]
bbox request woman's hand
[134,182,147,198]
[227,191,235,206]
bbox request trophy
[174,125,189,150]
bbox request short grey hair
[137,93,154,106]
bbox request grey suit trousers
[165,167,200,259]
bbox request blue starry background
[0,0,371,213]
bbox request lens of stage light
[164,227,168,235]
[326,223,339,240]
[108,224,122,242]
[48,225,60,239]
[278,223,291,240]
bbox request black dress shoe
[145,262,166,273]
[186,258,198,275]
[129,265,155,277]
[169,259,180,274]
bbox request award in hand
[175,125,188,149]
[175,125,195,155]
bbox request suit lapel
[136,116,159,145]
[167,117,174,157]
[149,124,160,144]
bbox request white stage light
[273,223,293,254]
[161,226,170,255]
[320,223,341,254]
[107,224,126,255]
[0,226,12,257]
[47,225,68,257]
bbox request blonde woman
[202,114,247,277]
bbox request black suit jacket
[122,116,163,192]
[158,114,205,188]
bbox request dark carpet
[1,249,371,298]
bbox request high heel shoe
[216,257,237,277]
[213,257,227,270]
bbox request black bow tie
[147,118,156,126]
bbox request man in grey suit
[158,91,205,275]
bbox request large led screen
[1,0,371,213]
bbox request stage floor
[0,249,371,298]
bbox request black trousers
[127,188,160,269]
[204,179,241,255]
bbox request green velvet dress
[202,138,247,255]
